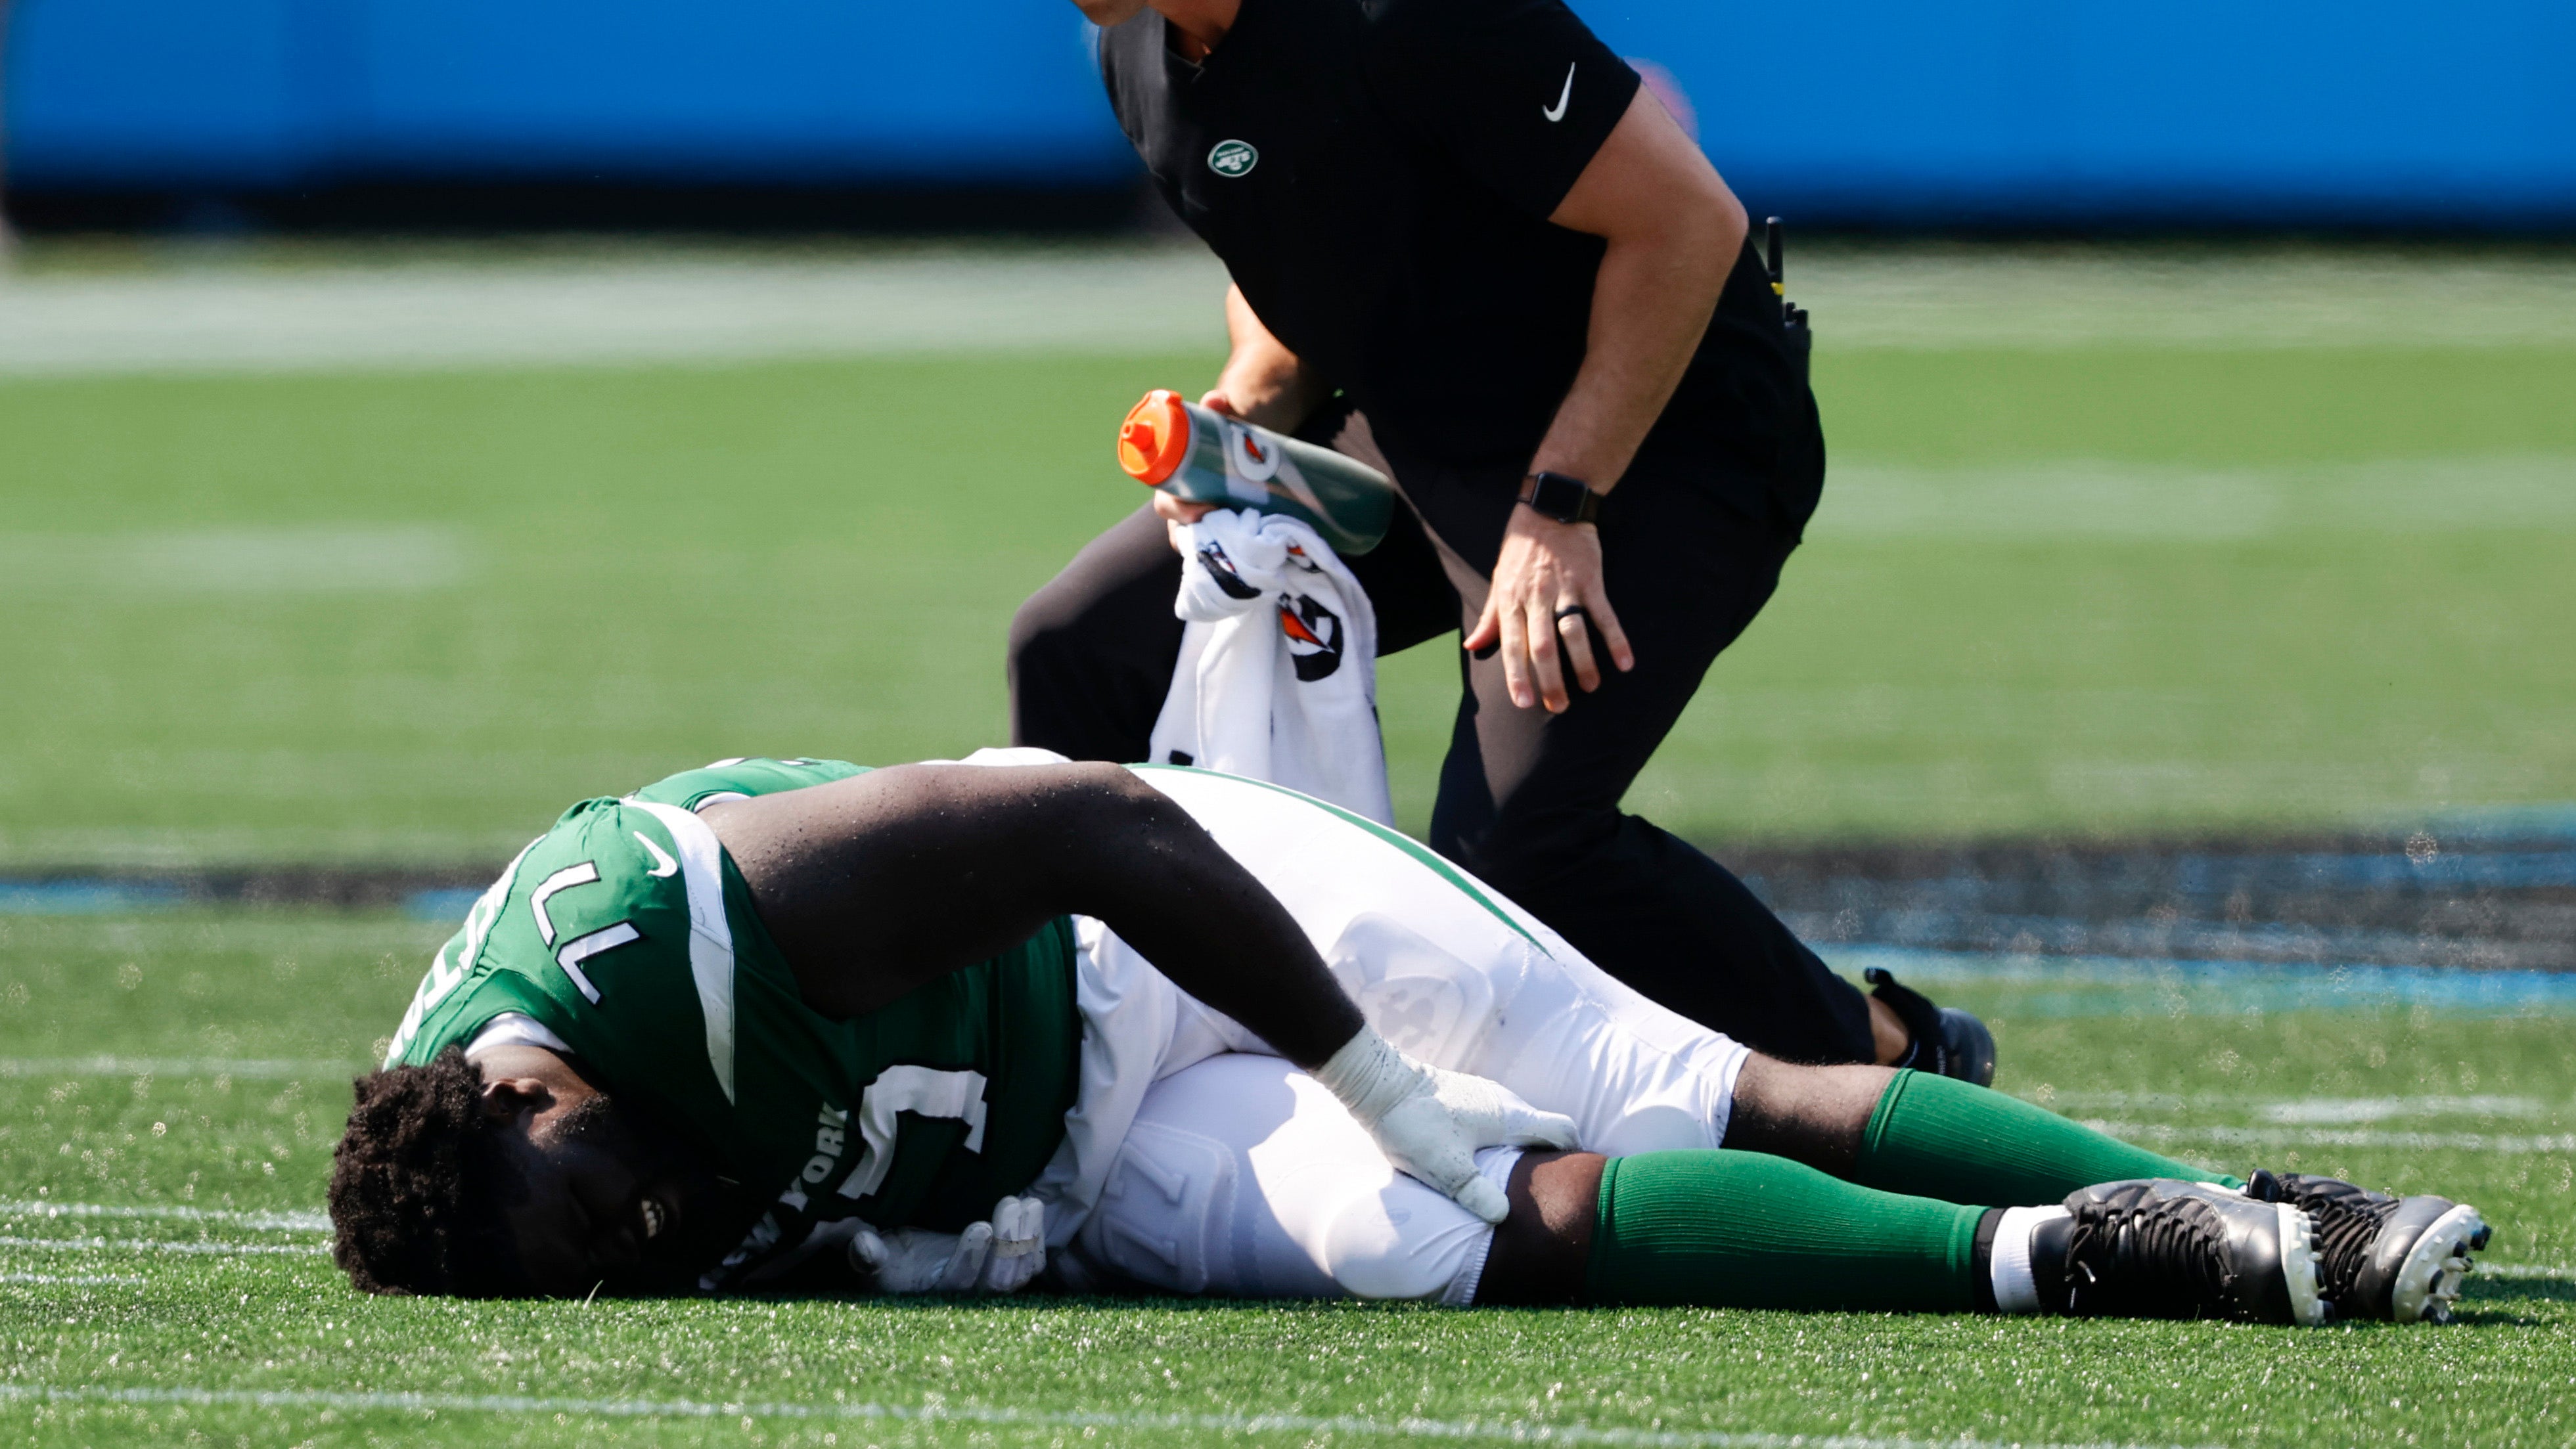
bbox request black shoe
[2042,1178,2326,1326]
[1863,968,1997,1086]
[2243,1170,2491,1324]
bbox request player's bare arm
[1463,86,1746,713]
[698,761,1363,1058]
[702,761,1573,1224]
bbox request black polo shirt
[1100,0,1815,525]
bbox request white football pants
[1045,764,1753,1304]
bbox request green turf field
[0,244,2569,858]
[3,911,2570,1448]
[3,242,2572,1446]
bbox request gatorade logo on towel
[1207,139,1259,177]
[1279,594,1344,682]
[1196,540,1263,601]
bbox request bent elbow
[1612,179,1744,289]
[1673,175,1747,266]
[1708,186,1750,255]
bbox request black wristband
[1518,470,1602,525]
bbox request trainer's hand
[1311,1027,1577,1224]
[846,1195,1047,1294]
[1152,389,1238,552]
[1462,506,1635,713]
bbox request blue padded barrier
[7,0,2572,225]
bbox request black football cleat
[2243,1170,2490,1324]
[1864,968,1997,1087]
[2042,1178,2327,1326]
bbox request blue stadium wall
[8,0,2573,227]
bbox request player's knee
[1316,1192,1487,1302]
[1475,1151,1604,1306]
[1724,1054,1893,1163]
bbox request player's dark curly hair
[328,1046,528,1296]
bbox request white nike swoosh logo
[635,830,679,878]
[1542,62,1574,122]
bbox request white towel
[1147,508,1393,826]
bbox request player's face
[491,1093,725,1297]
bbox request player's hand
[846,1196,1046,1294]
[1461,506,1635,713]
[1312,1027,1578,1224]
[976,1195,1049,1293]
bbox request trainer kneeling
[1013,0,1979,1075]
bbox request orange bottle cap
[1117,390,1192,485]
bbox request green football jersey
[382,757,1083,1291]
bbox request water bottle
[1114,389,1397,556]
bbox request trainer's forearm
[1527,218,1737,492]
[1213,284,1330,433]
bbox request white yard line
[0,249,1232,376]
[2472,1263,2576,1282]
[2020,1092,2554,1124]
[0,246,2567,378]
[1811,457,2576,541]
[0,525,468,598]
[0,1382,2217,1449]
[0,1273,147,1287]
[0,1201,328,1233]
[0,1056,357,1081]
[0,1234,328,1258]
[2081,1121,2576,1154]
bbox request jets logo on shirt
[1278,593,1344,682]
[1207,139,1259,177]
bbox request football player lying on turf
[330,754,2490,1325]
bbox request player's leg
[1070,1056,2327,1324]
[1125,764,2211,1199]
[1591,1038,2489,1319]
[1063,1052,1512,1303]
[1726,1056,2240,1207]
[1485,1149,2328,1324]
[1121,761,1745,1155]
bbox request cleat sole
[2276,1201,2328,1327]
[2393,1203,2487,1325]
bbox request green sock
[1585,1149,1986,1311]
[1851,1069,2238,1207]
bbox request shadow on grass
[2460,1276,2574,1306]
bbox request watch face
[1529,472,1591,522]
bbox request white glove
[1311,1027,1577,1223]
[845,1195,1047,1295]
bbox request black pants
[1008,412,1875,1065]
